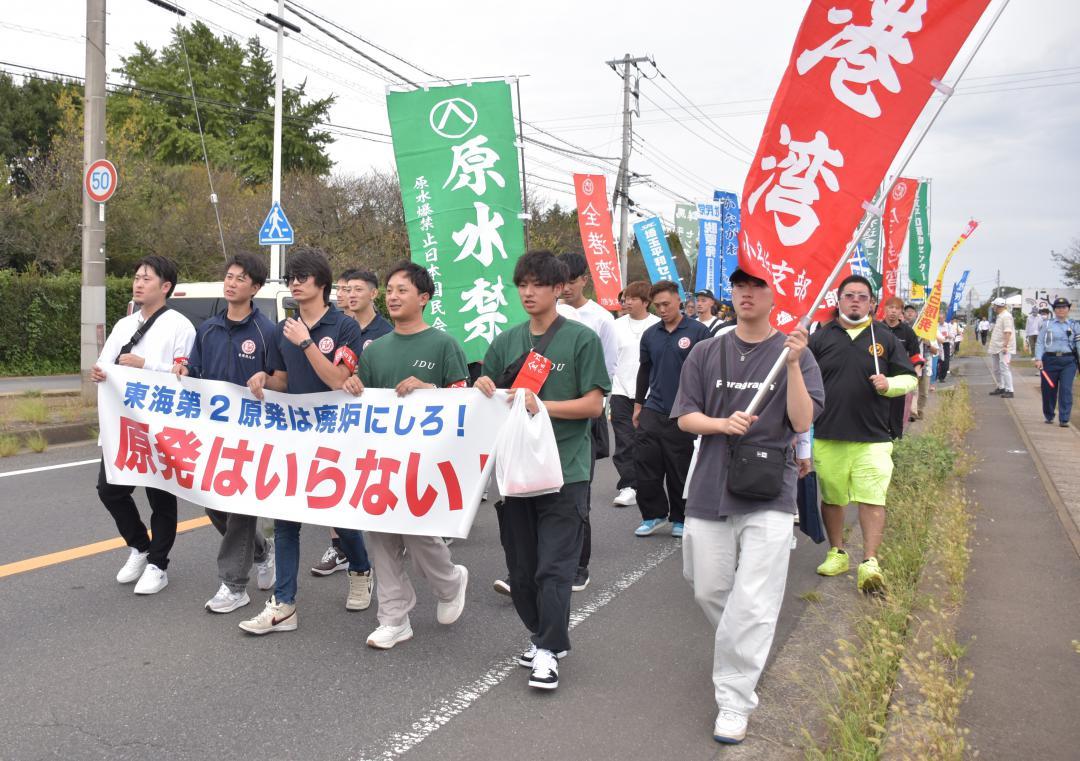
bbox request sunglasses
[285,273,311,284]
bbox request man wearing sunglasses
[239,247,373,634]
[808,275,916,594]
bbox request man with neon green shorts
[808,275,916,593]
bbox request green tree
[1052,238,1080,286]
[111,23,335,183]
[0,73,76,189]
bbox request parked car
[128,281,339,327]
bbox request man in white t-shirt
[556,253,619,591]
[694,289,728,337]
[987,297,1016,398]
[610,281,660,508]
[91,256,196,595]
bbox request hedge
[0,270,132,376]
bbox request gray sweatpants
[206,509,270,592]
[366,532,462,626]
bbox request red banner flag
[572,174,622,311]
[876,176,920,318]
[738,0,991,332]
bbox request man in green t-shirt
[343,261,470,650]
[475,250,610,691]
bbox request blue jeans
[273,521,370,604]
[1041,355,1077,423]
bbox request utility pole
[80,0,106,401]
[995,269,1001,300]
[606,53,650,286]
[270,0,287,282]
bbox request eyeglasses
[285,274,311,284]
[840,292,870,302]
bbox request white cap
[992,297,1007,307]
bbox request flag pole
[743,0,1011,417]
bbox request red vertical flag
[875,176,919,318]
[572,174,622,311]
[738,0,991,332]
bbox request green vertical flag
[673,203,699,266]
[860,213,883,291]
[387,81,527,363]
[908,180,931,286]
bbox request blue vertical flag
[695,201,722,296]
[946,269,970,321]
[633,217,686,301]
[713,190,741,304]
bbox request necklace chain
[734,329,775,361]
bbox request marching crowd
[88,248,1078,746]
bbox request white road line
[357,541,680,761]
[0,459,98,479]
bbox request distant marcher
[809,275,916,593]
[936,317,955,382]
[1025,306,1045,356]
[92,255,196,595]
[174,253,276,612]
[978,317,991,345]
[881,297,922,437]
[632,281,712,538]
[673,267,824,744]
[987,297,1016,399]
[1035,297,1079,427]
[610,281,660,508]
[694,289,726,336]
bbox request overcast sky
[3,0,1078,297]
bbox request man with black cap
[694,289,727,336]
[1034,297,1079,427]
[987,297,1016,398]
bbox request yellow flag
[914,219,978,341]
[910,282,926,300]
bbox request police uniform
[1036,297,1079,426]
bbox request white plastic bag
[495,391,564,498]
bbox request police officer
[1034,297,1079,427]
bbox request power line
[636,88,750,165]
[647,61,755,155]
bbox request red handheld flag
[738,0,992,332]
[572,174,622,311]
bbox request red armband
[333,346,358,373]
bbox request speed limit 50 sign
[84,159,118,203]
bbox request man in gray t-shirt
[670,267,824,745]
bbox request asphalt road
[0,374,80,395]
[0,438,824,761]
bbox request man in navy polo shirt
[174,253,277,613]
[238,247,373,635]
[633,280,712,538]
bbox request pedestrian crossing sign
[259,202,294,245]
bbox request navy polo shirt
[187,306,276,386]
[266,304,362,393]
[639,315,712,415]
[358,312,393,354]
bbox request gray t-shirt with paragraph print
[670,331,825,520]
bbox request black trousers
[577,419,603,571]
[634,407,694,524]
[936,341,952,382]
[96,459,178,570]
[609,395,637,490]
[498,482,588,653]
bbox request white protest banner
[98,365,510,538]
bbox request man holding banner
[476,250,610,691]
[240,248,372,635]
[344,261,471,651]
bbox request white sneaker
[366,620,413,649]
[133,563,168,595]
[346,570,373,611]
[612,487,637,507]
[713,708,748,744]
[436,565,468,625]
[517,642,568,667]
[528,648,559,690]
[255,538,275,591]
[238,596,297,635]
[116,548,148,584]
[205,583,250,613]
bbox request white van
[164,281,340,327]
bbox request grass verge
[804,385,975,760]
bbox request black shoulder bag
[493,315,566,389]
[718,333,787,500]
[114,305,171,364]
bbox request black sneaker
[528,649,559,690]
[518,642,568,667]
[492,577,511,596]
[311,546,348,576]
[571,567,590,592]
[1000,391,1014,399]
[989,388,1003,396]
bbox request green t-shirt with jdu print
[357,327,468,388]
[483,319,611,484]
